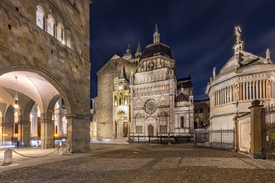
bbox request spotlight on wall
[14,75,19,108]
[62,40,65,45]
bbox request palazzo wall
[0,0,91,152]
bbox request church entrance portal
[123,122,128,137]
[148,125,154,136]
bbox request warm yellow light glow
[2,134,8,136]
[33,134,38,137]
[14,104,19,108]
[54,133,58,137]
[13,134,18,137]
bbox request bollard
[59,141,64,155]
[36,141,39,147]
[4,149,12,164]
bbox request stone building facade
[194,99,210,129]
[205,26,275,130]
[92,25,194,140]
[0,0,91,152]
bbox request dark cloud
[90,0,275,106]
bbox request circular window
[145,100,157,114]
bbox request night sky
[89,0,275,104]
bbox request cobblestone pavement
[0,143,275,183]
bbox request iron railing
[128,135,192,144]
[194,129,235,150]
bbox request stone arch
[0,7,9,19]
[5,105,14,124]
[11,15,21,26]
[22,100,36,121]
[0,65,73,115]
[22,23,31,33]
[45,94,61,120]
[33,29,40,39]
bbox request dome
[140,42,173,60]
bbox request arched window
[124,97,127,105]
[119,96,122,105]
[57,23,64,42]
[114,96,117,106]
[180,116,184,128]
[36,6,44,29]
[47,15,55,36]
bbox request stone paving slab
[180,157,256,169]
[152,157,182,169]
[0,143,274,182]
[64,157,154,171]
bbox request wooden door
[123,122,128,137]
[37,117,41,137]
[148,125,153,136]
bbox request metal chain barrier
[9,146,61,158]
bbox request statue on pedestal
[235,26,242,43]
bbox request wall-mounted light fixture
[14,75,19,109]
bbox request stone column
[226,87,229,103]
[260,80,262,99]
[218,90,220,105]
[229,85,232,103]
[248,82,249,100]
[256,80,259,99]
[249,100,264,158]
[253,81,255,100]
[224,88,226,104]
[56,108,63,137]
[40,113,55,149]
[263,80,266,98]
[0,122,3,146]
[243,82,245,100]
[249,81,252,100]
[18,115,31,147]
[66,114,90,153]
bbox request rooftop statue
[213,67,216,78]
[235,26,242,43]
[266,48,271,60]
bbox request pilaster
[249,100,264,158]
[18,116,31,147]
[66,114,90,153]
[40,116,54,149]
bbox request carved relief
[136,98,141,108]
[160,96,166,106]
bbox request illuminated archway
[0,66,73,148]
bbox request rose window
[145,100,157,114]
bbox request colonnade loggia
[213,79,270,106]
